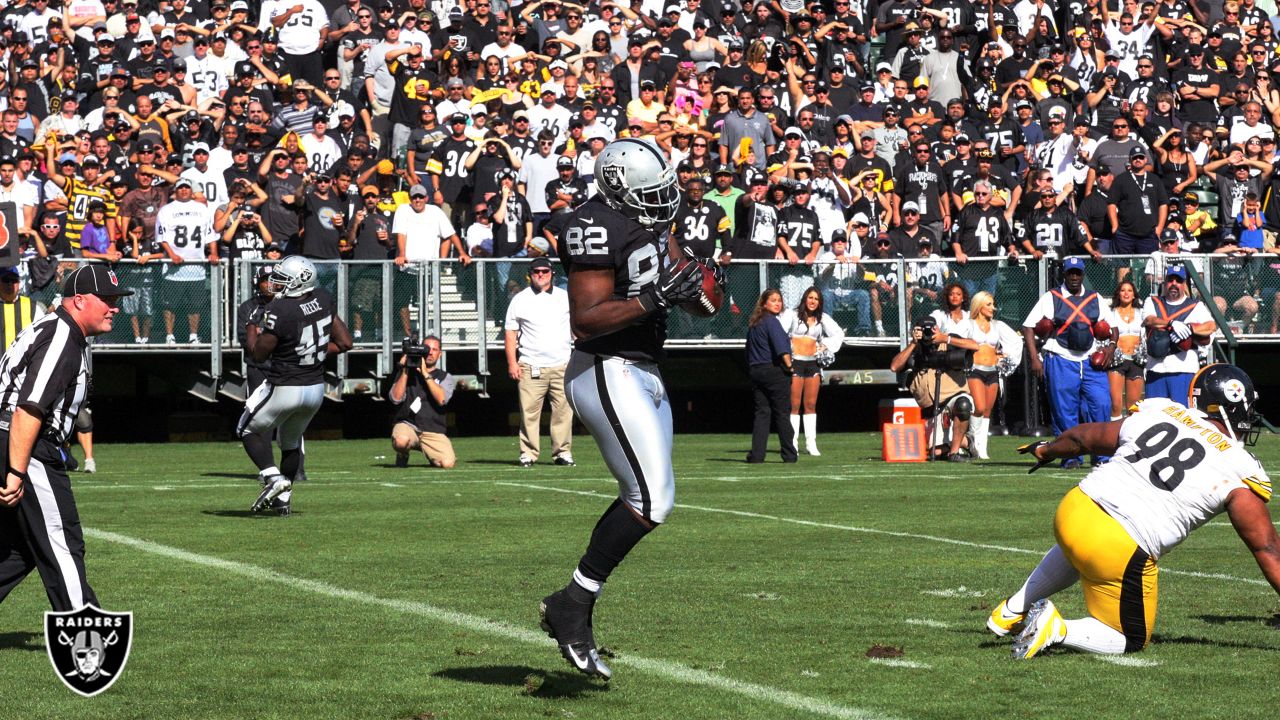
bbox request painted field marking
[380,483,404,488]
[921,588,984,599]
[1095,655,1161,668]
[497,482,1271,587]
[904,619,951,629]
[85,528,901,720]
[868,658,932,670]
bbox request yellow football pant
[1054,487,1159,652]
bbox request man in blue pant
[1021,257,1110,468]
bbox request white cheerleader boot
[803,413,820,455]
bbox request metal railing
[26,253,1270,393]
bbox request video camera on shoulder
[401,337,432,361]
[911,317,973,372]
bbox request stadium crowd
[0,0,1277,347]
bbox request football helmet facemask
[594,138,680,229]
[270,256,318,298]
[1189,363,1261,445]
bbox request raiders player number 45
[238,256,353,516]
[538,138,721,680]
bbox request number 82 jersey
[260,288,337,386]
[559,196,666,362]
[1079,397,1271,560]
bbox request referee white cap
[63,265,134,298]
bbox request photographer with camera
[389,335,458,469]
[889,317,975,462]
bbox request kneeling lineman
[991,364,1280,658]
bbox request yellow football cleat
[1011,600,1067,659]
[987,597,1026,637]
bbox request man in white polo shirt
[504,256,574,467]
[392,183,471,264]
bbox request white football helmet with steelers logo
[594,138,680,229]
[271,256,318,298]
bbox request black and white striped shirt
[0,307,88,446]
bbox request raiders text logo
[45,604,134,697]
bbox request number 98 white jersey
[1079,398,1271,560]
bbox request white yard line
[496,482,1271,587]
[1094,655,1161,668]
[85,528,900,720]
[868,658,932,670]
[904,619,951,629]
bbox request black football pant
[0,435,97,611]
[748,364,796,463]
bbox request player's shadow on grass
[0,631,43,652]
[1155,634,1280,652]
[433,665,607,698]
[201,509,300,519]
[1193,613,1273,625]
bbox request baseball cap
[713,164,734,176]
[557,155,575,168]
[174,177,193,189]
[1129,146,1147,158]
[851,212,870,226]
[80,155,100,167]
[361,184,381,198]
[913,76,929,88]
[831,229,848,243]
[876,62,893,73]
[1183,191,1199,204]
[1073,115,1090,127]
[446,77,465,88]
[236,60,254,76]
[529,257,553,272]
[409,183,429,198]
[254,264,276,283]
[784,127,804,138]
[0,267,19,282]
[1165,264,1188,279]
[902,200,920,213]
[1063,256,1085,273]
[63,264,133,298]
[190,142,210,154]
[450,113,468,124]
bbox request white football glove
[1170,320,1191,342]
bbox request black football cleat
[539,589,611,680]
[269,497,291,517]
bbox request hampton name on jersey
[560,195,665,362]
[1079,397,1271,560]
[259,288,337,386]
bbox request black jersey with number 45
[560,196,666,362]
[260,288,336,386]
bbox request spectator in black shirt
[1108,146,1169,253]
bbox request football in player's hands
[677,257,726,318]
[1092,319,1111,340]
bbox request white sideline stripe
[905,619,950,629]
[921,588,984,598]
[868,658,931,670]
[84,528,898,720]
[1095,655,1161,668]
[497,483,1271,587]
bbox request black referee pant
[0,435,97,611]
[748,364,797,463]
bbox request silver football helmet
[594,138,680,229]
[270,256,317,298]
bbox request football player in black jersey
[239,256,353,516]
[538,138,708,681]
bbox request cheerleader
[1105,279,1145,419]
[779,287,846,456]
[950,291,1022,459]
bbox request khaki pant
[392,422,456,468]
[518,362,573,459]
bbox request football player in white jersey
[990,364,1280,659]
[537,138,714,680]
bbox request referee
[0,264,131,611]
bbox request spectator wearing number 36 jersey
[157,178,218,344]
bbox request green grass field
[7,433,1280,720]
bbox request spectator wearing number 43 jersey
[157,178,218,345]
